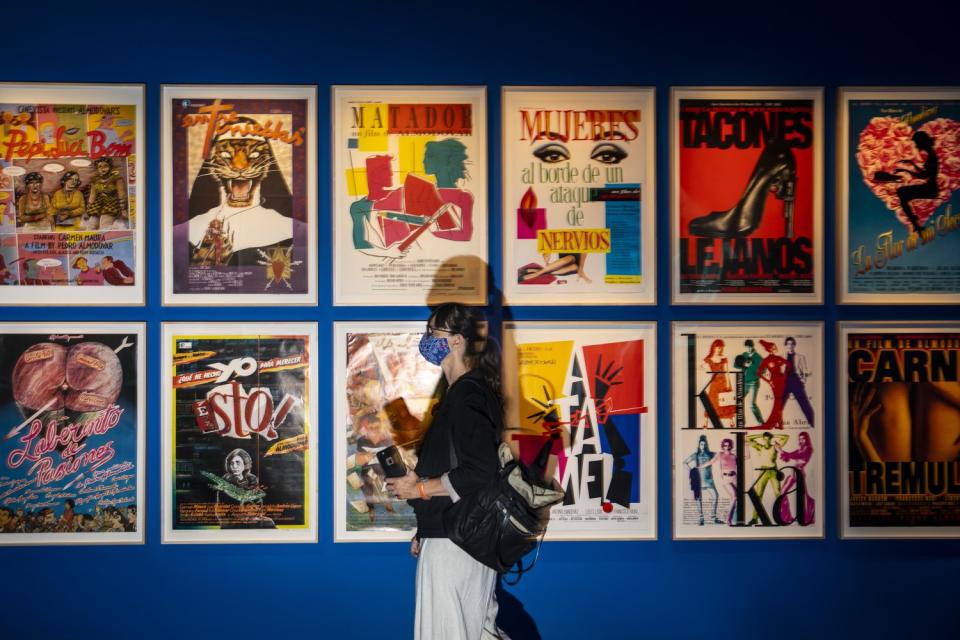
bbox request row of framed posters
[0,321,956,544]
[2,83,957,305]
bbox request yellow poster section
[344,117,436,197]
[516,340,573,433]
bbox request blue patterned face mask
[419,333,450,366]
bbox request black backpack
[442,378,563,583]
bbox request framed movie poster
[334,322,444,542]
[671,321,824,540]
[0,323,145,545]
[838,88,960,304]
[0,83,144,306]
[502,322,657,540]
[161,323,318,543]
[839,322,960,538]
[501,87,656,305]
[670,87,823,304]
[332,86,487,306]
[161,85,317,306]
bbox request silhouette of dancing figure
[874,131,939,233]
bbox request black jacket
[411,369,501,538]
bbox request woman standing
[385,303,505,640]
[702,339,736,428]
[774,432,815,524]
[86,157,127,229]
[683,435,722,525]
[698,438,738,524]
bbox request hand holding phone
[377,445,408,478]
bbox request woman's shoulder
[448,369,488,395]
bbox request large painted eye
[220,151,231,159]
[590,143,627,164]
[249,151,260,159]
[533,143,570,164]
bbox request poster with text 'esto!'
[672,88,823,304]
[0,324,144,545]
[333,87,487,306]
[502,322,657,540]
[672,323,823,540]
[840,324,960,538]
[502,87,656,305]
[162,324,317,543]
[840,90,960,304]
[162,86,317,306]
[0,84,144,306]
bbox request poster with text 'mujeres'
[502,87,655,305]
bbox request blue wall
[2,1,958,638]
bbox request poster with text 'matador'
[502,322,657,540]
[162,323,318,543]
[161,85,317,306]
[333,86,487,306]
[334,322,444,541]
[840,322,960,538]
[0,323,145,545]
[839,88,960,304]
[671,87,823,304]
[501,87,656,305]
[672,322,824,540]
[0,83,144,306]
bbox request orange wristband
[417,481,429,500]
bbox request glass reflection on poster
[671,322,824,540]
[838,88,960,304]
[0,83,144,306]
[162,323,318,543]
[334,322,444,541]
[839,322,960,538]
[332,86,487,306]
[501,87,656,305]
[0,323,145,545]
[161,85,317,306]
[670,87,823,304]
[502,322,657,540]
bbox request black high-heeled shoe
[688,139,797,239]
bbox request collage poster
[841,90,960,303]
[840,323,960,538]
[502,322,657,540]
[501,87,655,305]
[672,323,823,539]
[163,86,316,305]
[333,86,487,306]
[672,88,822,304]
[0,84,143,305]
[334,323,444,541]
[0,324,144,544]
[162,324,317,543]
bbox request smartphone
[377,445,408,478]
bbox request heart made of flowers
[856,117,960,230]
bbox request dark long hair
[429,303,502,407]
